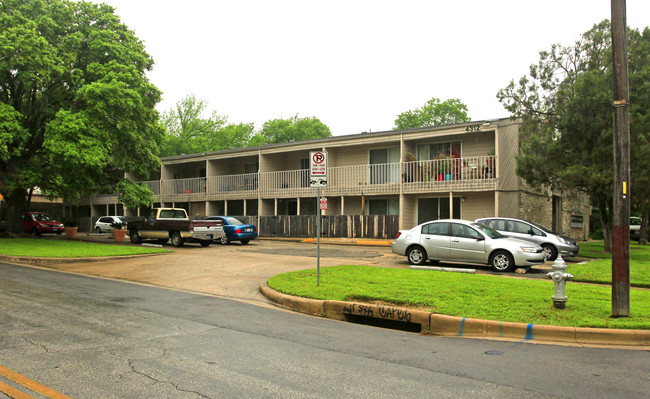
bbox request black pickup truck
[127,208,224,247]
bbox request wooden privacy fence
[237,215,399,239]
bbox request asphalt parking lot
[17,235,572,309]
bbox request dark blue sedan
[205,216,258,245]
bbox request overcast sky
[92,0,650,136]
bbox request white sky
[92,0,650,136]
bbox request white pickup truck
[127,208,224,247]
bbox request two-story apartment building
[67,118,590,240]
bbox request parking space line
[0,380,35,399]
[0,365,70,399]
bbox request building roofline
[161,117,513,162]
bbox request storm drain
[343,313,422,333]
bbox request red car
[22,212,65,235]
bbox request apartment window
[369,147,400,184]
[368,198,399,215]
[418,142,461,160]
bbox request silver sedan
[391,219,545,272]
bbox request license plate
[206,234,213,239]
[245,228,253,232]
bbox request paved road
[2,261,648,399]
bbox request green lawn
[0,238,170,257]
[268,241,650,330]
[571,240,650,287]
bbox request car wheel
[220,235,230,245]
[542,244,558,261]
[129,229,143,244]
[32,227,40,236]
[240,239,250,245]
[490,250,515,272]
[171,232,184,247]
[95,227,102,234]
[407,246,427,266]
[200,240,211,247]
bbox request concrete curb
[259,282,650,348]
[0,253,169,266]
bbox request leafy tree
[497,21,650,251]
[160,94,256,157]
[161,94,224,157]
[629,27,650,244]
[393,98,470,130]
[0,0,163,233]
[248,115,332,146]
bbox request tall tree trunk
[4,188,28,235]
[598,198,613,253]
[640,210,649,245]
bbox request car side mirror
[528,229,535,235]
[475,236,485,241]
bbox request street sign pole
[317,187,321,286]
[310,151,327,287]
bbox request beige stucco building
[69,118,590,240]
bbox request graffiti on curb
[342,303,412,323]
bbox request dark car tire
[541,244,558,261]
[129,229,143,244]
[490,250,515,272]
[200,240,211,247]
[407,246,427,266]
[171,231,184,247]
[240,239,250,245]
[96,227,102,234]
[220,235,230,245]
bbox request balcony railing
[207,173,258,199]
[140,156,496,202]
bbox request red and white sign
[310,151,328,187]
[320,197,328,210]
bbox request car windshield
[527,220,555,234]
[225,217,243,225]
[631,218,641,226]
[471,222,505,239]
[33,213,53,221]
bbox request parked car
[204,216,258,245]
[475,217,579,261]
[128,208,224,247]
[21,212,64,235]
[630,217,642,241]
[391,219,545,272]
[94,216,127,233]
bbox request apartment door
[417,197,461,225]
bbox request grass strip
[568,240,650,287]
[0,238,170,257]
[268,265,650,330]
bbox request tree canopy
[159,100,333,157]
[497,20,650,249]
[248,115,332,146]
[393,98,470,130]
[0,0,164,232]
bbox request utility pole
[611,0,630,317]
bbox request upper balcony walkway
[85,156,497,204]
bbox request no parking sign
[309,151,327,187]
